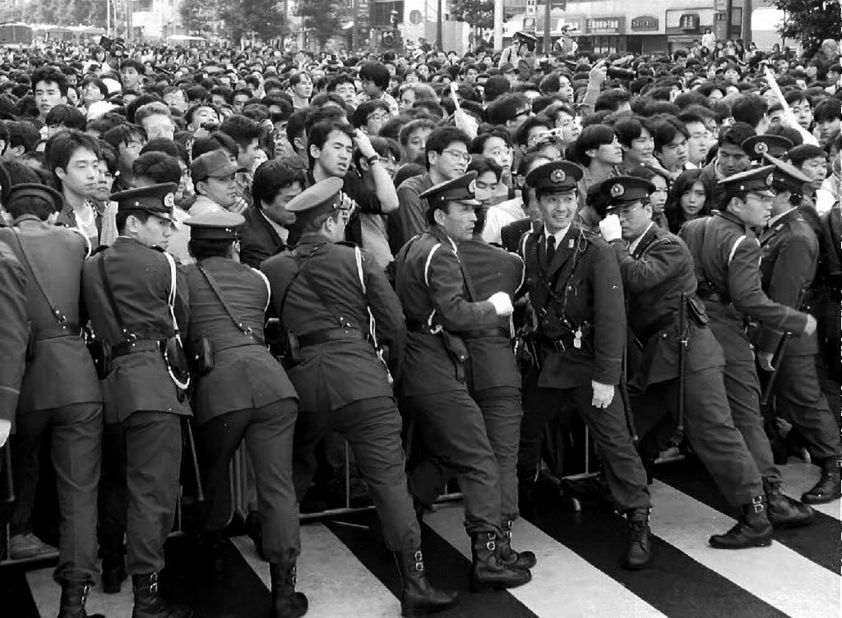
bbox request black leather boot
[709,496,774,549]
[269,562,308,618]
[394,548,459,616]
[58,581,105,618]
[498,519,536,570]
[764,479,815,528]
[801,459,841,504]
[131,573,193,618]
[101,552,127,594]
[470,532,531,592]
[624,508,652,570]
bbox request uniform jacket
[261,234,403,412]
[394,225,499,397]
[458,237,524,393]
[82,236,192,423]
[184,257,298,426]
[757,208,819,356]
[389,173,434,255]
[0,241,27,423]
[500,218,535,254]
[0,218,102,413]
[238,206,288,269]
[520,223,626,389]
[680,210,808,363]
[610,224,724,390]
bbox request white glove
[599,214,623,242]
[591,381,615,409]
[487,292,514,317]
[803,314,817,337]
[0,419,11,448]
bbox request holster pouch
[283,331,301,369]
[163,336,191,399]
[190,338,214,373]
[442,330,468,382]
[686,295,709,327]
[88,339,113,379]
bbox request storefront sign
[630,16,659,31]
[585,17,625,35]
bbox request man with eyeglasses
[517,161,654,570]
[390,126,472,254]
[681,166,818,531]
[596,175,776,549]
[353,100,392,137]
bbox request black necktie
[546,235,556,265]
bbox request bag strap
[196,261,262,342]
[162,250,190,390]
[11,230,67,325]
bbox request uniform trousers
[409,386,522,520]
[519,380,650,512]
[8,403,102,584]
[195,398,300,563]
[772,353,842,462]
[631,368,764,505]
[709,320,780,484]
[116,411,182,575]
[98,422,127,559]
[293,396,420,552]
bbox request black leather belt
[214,340,265,353]
[112,339,161,359]
[456,327,511,340]
[34,323,81,341]
[298,328,363,348]
[536,333,581,352]
[698,290,729,304]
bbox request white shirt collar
[768,207,797,228]
[628,223,654,254]
[543,225,570,248]
[261,211,290,243]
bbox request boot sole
[470,573,532,592]
[709,537,773,549]
[623,559,652,570]
[769,515,815,529]
[801,494,841,505]
[402,599,459,617]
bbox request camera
[606,66,636,80]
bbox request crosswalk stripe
[779,459,842,521]
[425,503,666,618]
[650,479,840,618]
[25,565,133,618]
[231,524,401,618]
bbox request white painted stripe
[424,503,666,618]
[650,479,840,618]
[26,565,134,618]
[231,526,399,618]
[778,459,842,521]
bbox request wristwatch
[366,154,380,165]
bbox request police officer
[680,167,817,529]
[409,184,535,570]
[394,172,532,590]
[755,155,841,504]
[82,183,192,618]
[498,31,538,77]
[261,179,458,617]
[182,211,306,618]
[517,161,652,569]
[597,176,774,548]
[0,183,105,618]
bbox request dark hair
[486,93,529,125]
[327,73,356,92]
[120,58,145,74]
[398,117,436,146]
[467,156,503,182]
[210,86,233,105]
[472,127,513,153]
[613,116,649,148]
[814,99,842,122]
[718,121,755,148]
[594,89,632,113]
[352,99,391,129]
[764,123,804,146]
[424,126,471,170]
[102,123,147,149]
[45,104,86,131]
[116,208,149,232]
[185,102,221,126]
[354,136,400,167]
[5,120,40,152]
[98,141,118,175]
[730,94,768,129]
[219,114,263,149]
[31,66,68,97]
[573,124,616,166]
[285,109,308,153]
[664,169,711,232]
[359,62,390,90]
[132,152,182,184]
[304,106,348,133]
[82,76,108,97]
[306,121,355,169]
[193,132,239,160]
[141,137,189,164]
[514,116,552,148]
[46,130,101,182]
[252,157,307,208]
[650,118,689,153]
[188,237,235,260]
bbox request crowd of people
[0,29,840,618]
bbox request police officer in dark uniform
[261,179,458,618]
[395,172,533,590]
[181,211,306,618]
[0,184,105,618]
[82,183,192,618]
[680,167,817,530]
[409,186,535,570]
[0,241,26,442]
[596,176,774,549]
[517,161,652,570]
[755,155,841,504]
